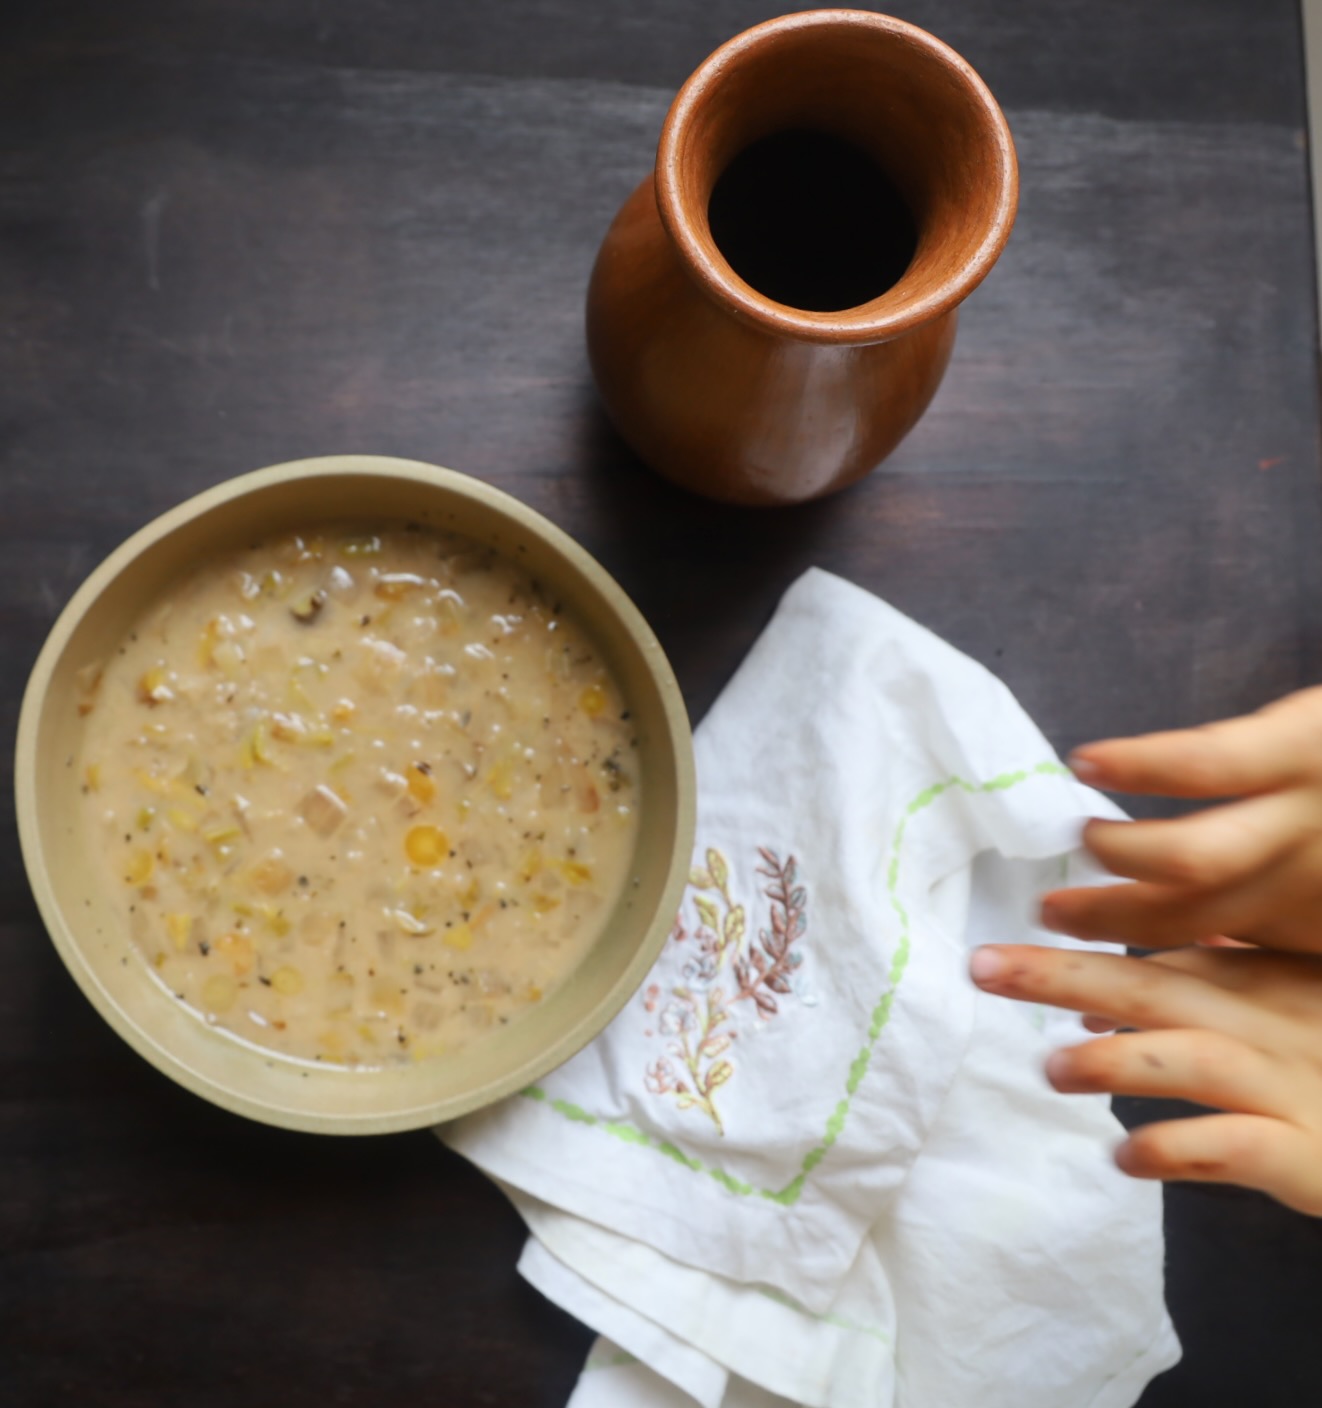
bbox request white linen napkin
[441,568,1182,1407]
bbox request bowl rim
[15,454,696,1134]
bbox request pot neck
[655,9,1018,346]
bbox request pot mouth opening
[655,10,1018,345]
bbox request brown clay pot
[586,10,1018,506]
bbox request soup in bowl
[16,456,695,1133]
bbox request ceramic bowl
[15,456,695,1133]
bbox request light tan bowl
[15,456,696,1134]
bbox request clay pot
[586,10,1018,506]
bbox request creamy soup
[76,526,640,1067]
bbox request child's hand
[968,942,1322,1214]
[1041,686,1322,952]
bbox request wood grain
[3,3,1321,1405]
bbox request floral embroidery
[642,846,808,1133]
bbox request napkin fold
[442,568,1181,1407]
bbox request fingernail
[1039,900,1065,933]
[969,947,1005,985]
[1044,1049,1072,1086]
[1069,753,1103,784]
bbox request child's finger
[1045,1028,1296,1120]
[1081,792,1307,888]
[1039,854,1314,951]
[1144,945,1322,1028]
[968,944,1267,1043]
[1040,880,1223,948]
[1116,1114,1322,1216]
[1070,696,1316,798]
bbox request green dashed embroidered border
[581,1346,640,1372]
[756,1285,893,1347]
[521,760,1070,1206]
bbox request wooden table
[4,3,1321,1403]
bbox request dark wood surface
[4,3,1322,1404]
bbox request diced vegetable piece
[560,861,592,886]
[406,763,436,804]
[270,712,308,743]
[251,855,293,895]
[579,684,607,717]
[211,639,246,674]
[284,674,317,711]
[255,904,292,937]
[271,966,304,996]
[166,807,199,833]
[391,908,433,936]
[369,979,405,1017]
[435,592,464,637]
[124,849,154,885]
[85,763,101,792]
[240,720,278,769]
[275,533,319,564]
[341,535,381,557]
[316,1028,346,1061]
[137,666,174,706]
[330,698,356,723]
[373,573,426,600]
[136,806,156,831]
[300,785,348,837]
[443,923,474,952]
[404,824,447,867]
[412,1001,444,1031]
[213,932,255,975]
[377,769,408,800]
[132,767,176,796]
[299,912,335,947]
[290,587,327,624]
[202,975,238,1013]
[486,758,515,800]
[165,913,192,951]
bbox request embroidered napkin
[441,568,1181,1407]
